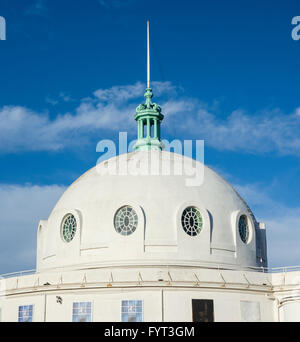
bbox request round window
[181,207,203,237]
[238,215,249,244]
[114,206,138,236]
[61,214,77,243]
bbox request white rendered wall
[279,302,300,322]
[2,268,300,322]
[162,289,273,322]
[0,287,275,322]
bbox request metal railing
[0,269,36,279]
[2,264,300,280]
[266,266,300,273]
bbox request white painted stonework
[0,151,299,322]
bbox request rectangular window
[18,305,33,322]
[121,300,143,322]
[72,302,92,322]
[240,301,261,322]
[192,299,214,322]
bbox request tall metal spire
[133,21,164,152]
[147,20,150,89]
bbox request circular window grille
[238,215,249,244]
[61,214,77,243]
[181,207,203,237]
[114,206,138,236]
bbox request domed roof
[37,151,265,272]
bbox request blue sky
[0,0,300,273]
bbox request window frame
[61,213,77,243]
[114,206,139,237]
[192,299,214,322]
[18,305,34,323]
[181,206,203,237]
[121,300,143,322]
[72,301,93,323]
[238,215,250,244]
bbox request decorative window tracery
[181,207,203,237]
[114,206,138,236]
[239,215,249,244]
[62,214,77,243]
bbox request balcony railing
[0,269,36,279]
[2,264,300,280]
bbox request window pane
[121,300,143,322]
[18,305,33,323]
[122,313,128,322]
[122,308,128,313]
[192,300,214,322]
[136,312,143,322]
[72,302,92,323]
[128,314,137,322]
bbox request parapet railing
[2,265,300,280]
[0,269,36,279]
[0,265,300,280]
[266,266,300,273]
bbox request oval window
[61,214,77,243]
[114,206,138,236]
[181,207,203,237]
[238,215,250,244]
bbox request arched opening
[150,119,154,138]
[143,120,147,138]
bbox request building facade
[0,85,300,323]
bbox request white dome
[37,151,267,272]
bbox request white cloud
[0,184,66,274]
[46,92,74,106]
[93,81,176,102]
[0,82,175,153]
[58,92,73,103]
[45,97,58,106]
[94,82,145,102]
[164,101,300,156]
[1,81,300,156]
